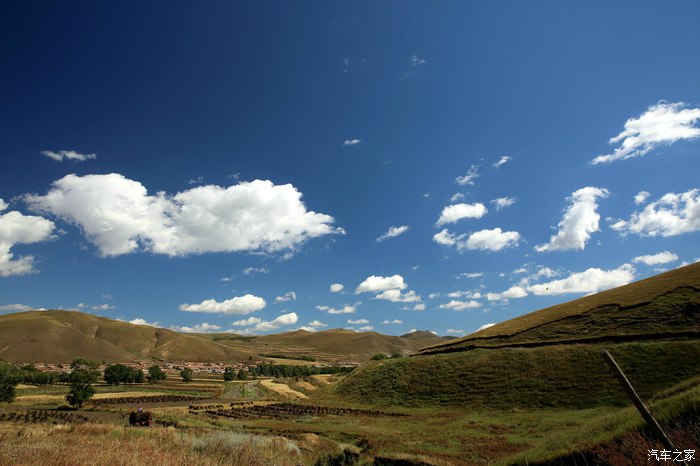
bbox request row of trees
[219,363,355,381]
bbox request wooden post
[601,350,688,465]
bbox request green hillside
[336,264,700,409]
[0,310,254,363]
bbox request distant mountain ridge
[0,310,448,364]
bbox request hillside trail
[259,379,308,400]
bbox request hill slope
[336,264,700,408]
[420,262,700,355]
[0,310,254,363]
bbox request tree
[65,358,99,408]
[147,365,167,383]
[223,366,234,382]
[0,361,18,403]
[236,369,248,380]
[180,367,193,383]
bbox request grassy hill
[199,328,447,363]
[420,261,700,354]
[335,263,700,409]
[0,310,254,364]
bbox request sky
[1,1,699,337]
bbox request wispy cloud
[455,165,479,186]
[592,101,700,164]
[491,197,516,211]
[493,156,511,168]
[41,150,96,162]
[343,139,361,146]
[274,291,296,303]
[377,225,410,242]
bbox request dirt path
[259,379,308,400]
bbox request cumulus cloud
[0,303,33,312]
[129,318,160,327]
[0,200,7,211]
[439,300,481,311]
[377,225,410,242]
[536,187,609,252]
[316,304,357,314]
[357,325,374,332]
[455,165,479,186]
[173,322,222,333]
[632,251,678,266]
[611,189,700,237]
[26,174,342,257]
[382,319,403,324]
[243,267,269,276]
[329,283,344,293]
[411,303,426,311]
[476,323,495,332]
[179,294,266,315]
[446,329,465,335]
[433,228,520,252]
[592,101,700,164]
[356,275,407,293]
[0,206,56,277]
[239,312,299,333]
[231,317,262,326]
[343,139,361,146]
[634,191,651,205]
[493,156,511,168]
[528,264,635,296]
[486,286,528,301]
[274,291,296,303]
[374,289,421,303]
[348,318,369,325]
[307,320,327,328]
[491,197,516,210]
[436,203,487,226]
[41,150,96,162]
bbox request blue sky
[1,1,699,337]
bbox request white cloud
[528,264,635,296]
[91,304,114,311]
[357,325,374,332]
[410,55,426,67]
[592,101,700,164]
[188,176,204,185]
[356,274,407,293]
[433,227,520,252]
[455,165,479,186]
[374,289,422,303]
[632,251,678,266]
[491,197,516,211]
[634,191,651,205]
[382,319,403,324]
[436,203,487,226]
[377,225,410,242]
[241,312,299,333]
[611,189,700,237]
[0,200,7,211]
[307,320,327,328]
[243,266,269,276]
[476,323,495,332]
[0,303,33,312]
[329,283,344,293]
[274,291,296,303]
[0,207,55,277]
[465,228,521,251]
[446,329,465,335]
[316,304,357,314]
[174,322,222,333]
[179,294,266,315]
[535,187,609,252]
[411,303,426,311]
[41,150,96,162]
[450,193,465,202]
[457,272,483,279]
[493,156,511,168]
[129,318,159,327]
[231,317,262,326]
[439,300,481,311]
[26,174,342,257]
[348,318,369,325]
[343,139,361,146]
[486,286,528,301]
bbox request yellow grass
[259,379,308,400]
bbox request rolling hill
[335,263,700,408]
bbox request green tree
[147,365,167,383]
[0,361,18,403]
[180,367,193,383]
[65,358,99,408]
[236,369,248,380]
[223,366,234,382]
